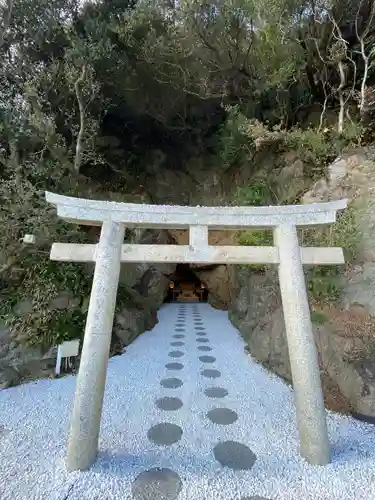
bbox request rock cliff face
[230,146,375,418]
[0,228,176,389]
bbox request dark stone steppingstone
[170,341,184,347]
[196,338,209,343]
[173,334,185,339]
[175,328,185,332]
[155,396,183,411]
[132,468,182,500]
[169,350,184,358]
[165,363,183,371]
[199,355,216,363]
[161,378,183,389]
[240,497,272,500]
[195,327,205,331]
[201,369,221,379]
[204,387,228,399]
[196,331,207,335]
[213,441,257,470]
[147,423,183,446]
[197,345,212,352]
[207,408,238,425]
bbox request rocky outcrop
[230,147,375,418]
[0,228,176,389]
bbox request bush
[302,206,360,303]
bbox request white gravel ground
[0,302,375,500]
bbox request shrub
[302,206,360,303]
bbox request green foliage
[284,125,364,171]
[303,206,360,303]
[234,179,273,206]
[311,311,328,324]
[235,179,273,271]
[0,0,373,354]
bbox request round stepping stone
[240,497,272,500]
[165,362,183,371]
[196,331,207,335]
[169,350,184,358]
[173,334,185,339]
[198,345,212,352]
[161,378,183,389]
[147,423,183,445]
[132,468,182,500]
[207,408,238,425]
[170,341,184,347]
[156,397,183,411]
[199,355,216,363]
[204,387,228,399]
[194,322,203,325]
[175,328,185,332]
[201,369,221,379]
[195,327,205,331]
[196,338,209,343]
[176,323,185,327]
[213,441,257,470]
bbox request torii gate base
[45,192,348,471]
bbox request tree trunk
[74,65,87,173]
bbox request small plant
[234,179,273,206]
[311,310,328,324]
[302,205,360,303]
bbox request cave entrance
[165,264,208,303]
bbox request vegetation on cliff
[0,0,374,347]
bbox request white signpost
[45,191,347,472]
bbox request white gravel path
[0,302,375,500]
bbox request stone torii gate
[45,191,347,472]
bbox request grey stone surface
[195,327,205,331]
[196,331,207,335]
[197,346,212,352]
[45,191,347,229]
[213,441,257,470]
[170,342,184,347]
[0,362,21,390]
[165,363,183,371]
[132,468,182,500]
[161,378,183,389]
[173,334,185,339]
[274,223,330,465]
[168,351,184,358]
[207,408,238,425]
[66,221,125,472]
[201,369,221,379]
[155,397,183,411]
[199,356,216,363]
[175,328,185,332]
[147,423,183,445]
[196,338,209,343]
[13,299,33,316]
[204,387,228,398]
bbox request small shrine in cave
[167,264,208,302]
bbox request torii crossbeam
[45,191,347,471]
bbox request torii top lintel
[45,191,348,229]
